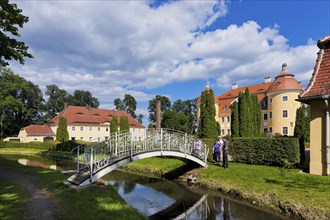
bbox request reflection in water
[18,158,57,170]
[104,171,288,220]
[105,180,175,216]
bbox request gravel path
[0,168,55,220]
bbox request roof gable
[299,35,330,99]
[23,125,55,136]
[49,106,144,128]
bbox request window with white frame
[282,127,288,135]
[80,127,83,131]
[89,137,93,141]
[227,116,230,122]
[282,96,288,101]
[263,113,268,120]
[282,110,288,118]
[89,127,92,131]
[72,126,75,131]
[269,127,272,132]
[80,137,83,140]
[106,127,109,132]
[269,111,272,119]
[221,129,224,135]
[269,98,272,104]
[222,117,225,122]
[98,127,101,131]
[227,129,230,135]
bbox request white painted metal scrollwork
[72,128,209,180]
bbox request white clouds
[10,0,319,119]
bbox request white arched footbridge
[67,129,208,186]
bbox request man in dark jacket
[222,138,229,169]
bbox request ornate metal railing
[72,128,208,180]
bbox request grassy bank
[122,158,330,220]
[0,155,146,220]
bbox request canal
[2,154,290,220]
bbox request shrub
[230,137,299,166]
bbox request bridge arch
[67,129,208,187]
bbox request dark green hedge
[230,137,300,166]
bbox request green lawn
[0,155,146,220]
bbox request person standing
[213,141,221,164]
[217,136,224,163]
[194,138,202,156]
[222,137,229,169]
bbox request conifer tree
[110,115,118,133]
[294,106,307,164]
[238,91,249,137]
[56,117,69,142]
[119,116,130,132]
[230,101,239,137]
[253,95,261,136]
[197,88,219,138]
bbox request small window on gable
[283,110,288,118]
[261,100,266,107]
[269,98,273,104]
[282,96,288,101]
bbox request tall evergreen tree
[294,106,307,164]
[197,88,219,138]
[110,115,118,133]
[119,116,129,132]
[56,117,69,142]
[253,95,261,136]
[230,101,239,137]
[238,91,249,137]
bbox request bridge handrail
[72,128,208,179]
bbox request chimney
[264,76,271,83]
[232,83,238,89]
[156,97,161,131]
[281,63,287,72]
[64,102,68,110]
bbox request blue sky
[9,0,330,126]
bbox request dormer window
[76,112,83,115]
[224,105,228,110]
[275,82,281,86]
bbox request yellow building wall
[67,124,110,142]
[267,91,302,135]
[18,130,54,142]
[309,99,330,176]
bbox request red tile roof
[22,125,55,136]
[48,106,144,128]
[299,35,330,100]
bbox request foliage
[230,137,300,166]
[148,95,171,124]
[0,0,33,66]
[0,67,43,139]
[56,117,69,143]
[148,123,154,129]
[238,88,261,137]
[69,90,99,108]
[137,114,143,124]
[54,140,83,152]
[197,88,219,138]
[230,101,239,137]
[172,98,197,134]
[294,106,309,165]
[110,115,118,133]
[161,109,179,129]
[43,84,70,119]
[43,85,99,120]
[114,94,137,119]
[119,116,129,132]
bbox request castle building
[13,105,145,143]
[197,63,303,136]
[297,36,330,176]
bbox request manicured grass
[124,158,330,219]
[0,156,146,220]
[0,147,47,155]
[0,180,28,220]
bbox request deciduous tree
[0,67,43,138]
[0,0,33,66]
